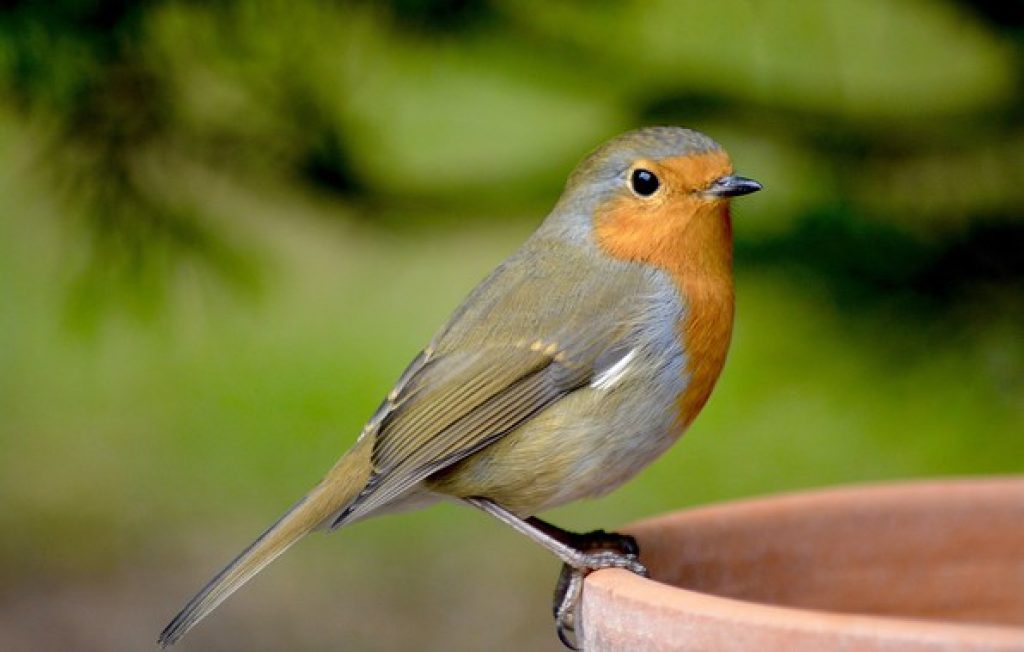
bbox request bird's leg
[464,497,647,650]
[464,497,646,572]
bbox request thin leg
[465,497,648,650]
[465,498,646,574]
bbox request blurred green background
[1,1,1021,650]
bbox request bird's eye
[630,168,660,197]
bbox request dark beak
[705,175,762,198]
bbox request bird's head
[552,126,761,278]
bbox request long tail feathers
[158,437,373,647]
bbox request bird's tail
[158,435,373,647]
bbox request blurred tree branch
[1,1,262,329]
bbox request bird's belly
[427,364,686,517]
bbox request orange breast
[675,247,734,426]
[594,154,735,428]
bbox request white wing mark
[591,349,637,391]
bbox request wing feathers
[372,351,548,465]
[334,347,585,526]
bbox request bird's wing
[330,241,652,526]
[333,333,613,526]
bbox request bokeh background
[1,1,1022,650]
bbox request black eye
[630,168,660,196]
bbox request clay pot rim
[589,569,1024,647]
[586,476,1024,646]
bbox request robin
[158,126,761,649]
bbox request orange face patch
[594,150,736,429]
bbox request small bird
[158,126,761,649]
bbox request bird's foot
[552,531,648,650]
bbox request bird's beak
[704,175,762,198]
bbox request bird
[158,126,761,649]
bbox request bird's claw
[554,566,584,650]
[551,533,648,650]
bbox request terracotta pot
[582,478,1024,651]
